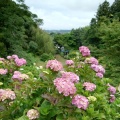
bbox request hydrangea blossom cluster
[12,71,29,82]
[107,83,116,103]
[7,55,26,67]
[0,58,5,61]
[89,57,99,65]
[72,95,89,110]
[61,71,79,83]
[66,60,74,66]
[79,46,90,56]
[0,68,8,75]
[96,72,103,78]
[54,77,76,96]
[14,58,26,67]
[83,82,96,91]
[85,57,98,65]
[7,55,18,60]
[107,84,116,95]
[0,89,16,101]
[46,59,63,71]
[91,64,105,78]
[27,109,39,120]
[109,95,115,103]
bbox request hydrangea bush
[0,46,120,120]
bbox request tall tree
[110,0,120,19]
[98,19,120,84]
[96,0,110,21]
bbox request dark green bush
[40,53,54,62]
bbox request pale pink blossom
[27,109,39,120]
[5,89,16,100]
[91,64,105,74]
[46,59,63,71]
[0,68,8,75]
[7,56,12,60]
[12,71,29,82]
[20,74,29,80]
[107,84,116,95]
[96,72,103,78]
[12,71,22,81]
[66,60,74,66]
[83,82,96,91]
[0,58,5,61]
[79,46,90,56]
[61,71,79,83]
[0,89,16,101]
[15,58,27,66]
[54,78,76,96]
[109,95,115,103]
[85,57,98,65]
[12,55,18,59]
[72,95,89,110]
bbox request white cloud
[24,0,114,30]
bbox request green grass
[55,54,66,65]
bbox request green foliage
[97,19,120,84]
[29,41,38,52]
[0,47,120,119]
[96,0,110,21]
[68,51,78,59]
[0,42,7,57]
[40,53,55,62]
[0,0,55,62]
[111,0,120,19]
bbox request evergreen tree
[96,0,110,21]
[110,0,120,19]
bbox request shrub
[0,46,120,120]
[40,53,54,62]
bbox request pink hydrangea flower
[66,60,74,66]
[12,71,29,82]
[12,71,22,81]
[79,46,90,57]
[72,95,89,110]
[107,84,116,95]
[54,77,76,96]
[91,64,105,74]
[27,109,39,120]
[12,55,18,59]
[85,57,98,65]
[61,71,79,83]
[109,95,115,103]
[5,89,16,100]
[83,82,96,91]
[0,58,5,61]
[0,89,16,101]
[14,58,27,67]
[96,72,103,78]
[46,59,63,71]
[0,69,8,75]
[7,56,12,60]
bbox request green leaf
[48,107,62,118]
[82,116,90,120]
[56,114,64,120]
[16,115,29,120]
[40,100,52,115]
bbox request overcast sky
[24,0,114,30]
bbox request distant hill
[45,30,71,34]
